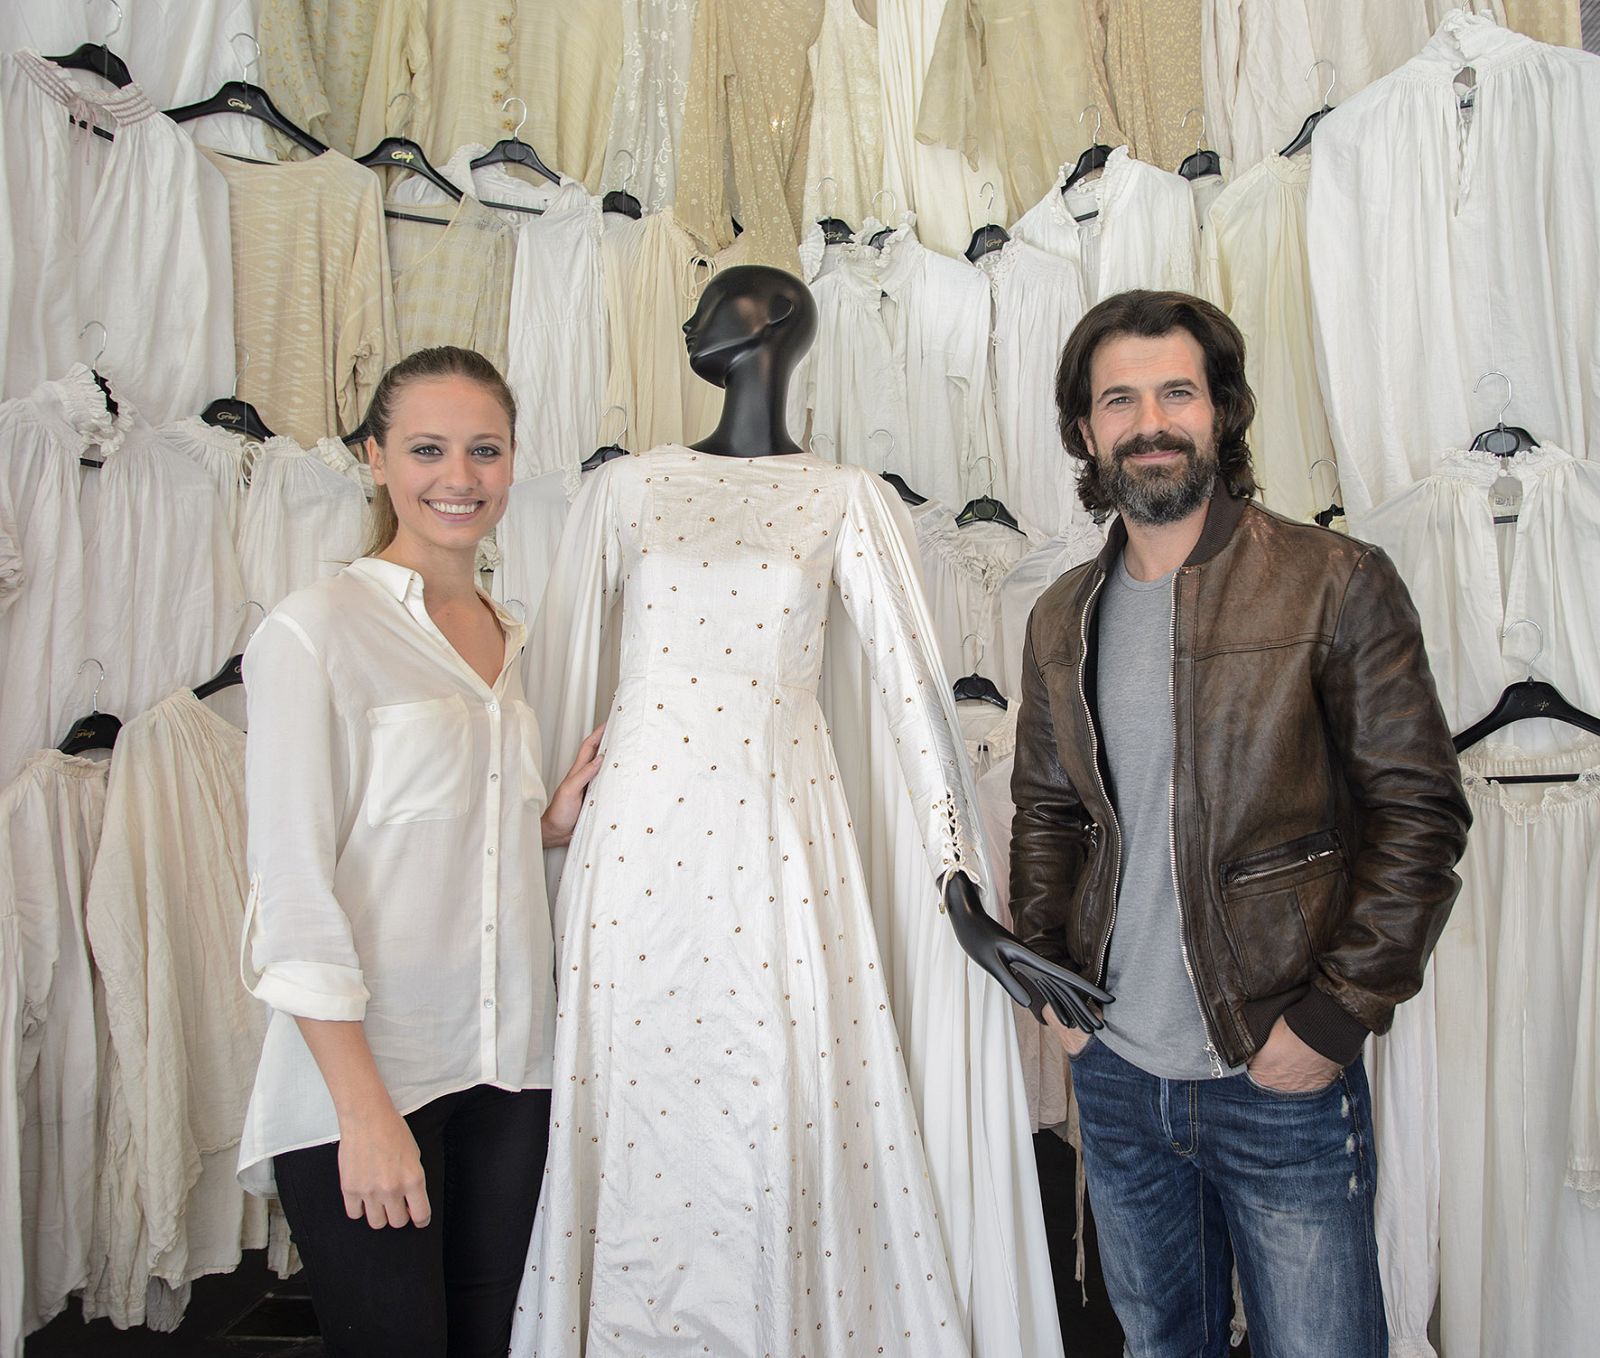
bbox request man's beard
[1096,431,1218,526]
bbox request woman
[235,346,601,1357]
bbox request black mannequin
[680,265,1113,1032]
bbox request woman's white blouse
[236,557,553,1195]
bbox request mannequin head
[682,265,817,388]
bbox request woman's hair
[360,346,518,557]
[1054,290,1259,514]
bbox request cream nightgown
[511,447,1062,1357]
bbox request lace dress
[602,0,696,212]
[511,447,1063,1357]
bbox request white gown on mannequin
[512,447,1061,1357]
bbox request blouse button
[487,847,496,857]
[490,772,500,782]
[484,998,495,1010]
[485,923,495,934]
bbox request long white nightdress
[512,447,1061,1357]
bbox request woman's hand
[337,1103,431,1229]
[541,724,605,848]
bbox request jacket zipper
[1226,846,1339,889]
[1167,572,1226,1078]
[1082,571,1123,987]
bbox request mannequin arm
[942,871,1113,1032]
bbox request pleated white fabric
[512,448,1061,1357]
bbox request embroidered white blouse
[236,557,554,1194]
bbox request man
[1010,290,1470,1357]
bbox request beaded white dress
[511,447,1061,1357]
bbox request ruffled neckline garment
[512,448,1062,1358]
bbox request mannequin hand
[337,1104,430,1229]
[1247,1016,1340,1092]
[942,872,1112,1033]
[1042,1003,1099,1058]
[541,724,605,849]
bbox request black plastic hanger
[880,472,926,506]
[358,136,464,201]
[865,188,902,249]
[166,32,327,156]
[1469,371,1538,458]
[964,181,1009,263]
[201,346,274,442]
[472,96,559,185]
[1063,105,1114,194]
[956,495,1024,534]
[194,602,265,700]
[1453,621,1600,783]
[812,176,855,245]
[58,659,122,755]
[1177,109,1222,181]
[78,322,115,469]
[601,148,643,218]
[583,406,631,473]
[1280,59,1337,158]
[47,0,133,90]
[952,672,1008,711]
[1309,457,1344,529]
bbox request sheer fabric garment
[504,183,609,488]
[916,0,1104,219]
[599,211,749,452]
[236,438,369,612]
[0,752,105,1351]
[1351,446,1600,756]
[237,561,552,1195]
[357,0,621,188]
[1432,744,1600,1357]
[800,0,884,231]
[1079,0,1203,171]
[911,504,1030,690]
[876,0,1009,257]
[201,148,397,446]
[81,692,275,1328]
[1305,12,1600,514]
[386,192,517,372]
[0,53,236,424]
[675,0,824,272]
[0,0,275,158]
[159,419,252,544]
[1201,154,1334,522]
[603,0,696,213]
[257,0,382,156]
[512,448,1062,1357]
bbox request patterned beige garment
[257,0,383,157]
[200,149,398,446]
[1081,0,1205,172]
[357,0,621,189]
[675,0,826,272]
[800,0,885,230]
[1504,0,1582,44]
[918,0,1111,220]
[386,193,517,371]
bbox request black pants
[274,1084,551,1358]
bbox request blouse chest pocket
[510,699,548,810]
[365,695,472,826]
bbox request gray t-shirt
[1094,552,1242,1080]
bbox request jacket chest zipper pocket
[1220,831,1344,892]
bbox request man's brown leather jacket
[1009,484,1471,1069]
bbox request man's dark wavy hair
[1054,290,1260,515]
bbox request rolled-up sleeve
[240,614,369,1021]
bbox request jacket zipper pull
[1206,1042,1225,1078]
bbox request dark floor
[27,1133,1167,1356]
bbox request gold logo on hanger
[227,97,254,113]
[390,150,416,164]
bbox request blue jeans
[1068,1035,1387,1358]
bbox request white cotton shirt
[1202,154,1335,522]
[1307,12,1600,515]
[0,752,106,1353]
[236,436,369,611]
[237,557,555,1195]
[1351,445,1600,756]
[0,53,236,425]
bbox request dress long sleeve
[241,615,369,1022]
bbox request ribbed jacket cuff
[1283,986,1370,1067]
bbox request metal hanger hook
[868,428,895,465]
[1181,107,1205,152]
[816,175,837,216]
[962,631,987,669]
[611,148,636,189]
[230,31,261,83]
[1308,456,1341,503]
[979,180,997,214]
[809,432,834,458]
[1307,58,1338,108]
[232,345,252,401]
[79,320,107,369]
[968,452,999,496]
[501,96,528,142]
[94,0,124,44]
[1079,104,1103,145]
[75,658,107,714]
[1474,370,1513,430]
[600,404,629,444]
[871,188,897,223]
[239,599,267,642]
[1500,618,1543,682]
